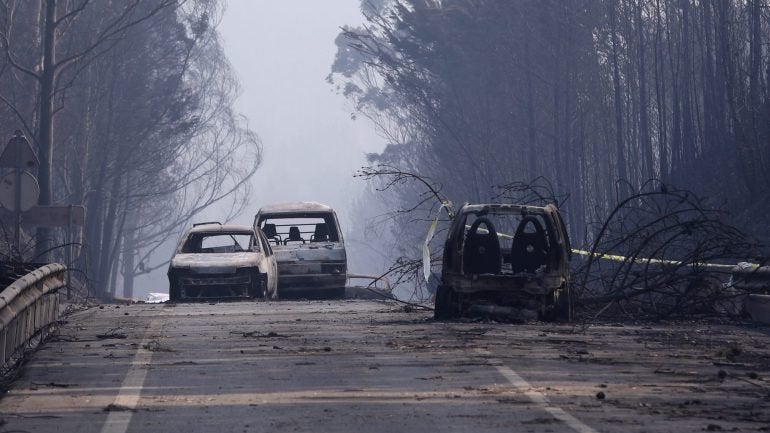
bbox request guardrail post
[0,263,67,368]
[0,328,6,364]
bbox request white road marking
[99,309,166,433]
[477,348,599,433]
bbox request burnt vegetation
[360,166,769,321]
[334,1,770,321]
[0,1,259,299]
[577,180,766,321]
[354,164,452,301]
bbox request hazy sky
[137,2,385,296]
[218,1,384,228]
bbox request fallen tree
[576,180,767,321]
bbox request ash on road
[1,299,768,432]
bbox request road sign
[0,171,40,211]
[0,131,39,169]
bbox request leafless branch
[574,180,767,321]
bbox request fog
[219,1,383,216]
[134,1,386,298]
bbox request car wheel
[262,276,275,301]
[259,274,273,302]
[169,283,181,302]
[554,284,571,320]
[434,285,458,320]
[322,288,345,299]
[248,273,266,300]
[262,275,279,301]
[543,284,570,322]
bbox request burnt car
[434,203,571,321]
[254,202,347,298]
[167,223,278,301]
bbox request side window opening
[182,233,253,253]
[259,213,341,244]
[258,232,271,255]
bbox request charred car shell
[254,202,347,298]
[434,203,571,321]
[167,224,278,301]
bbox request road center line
[100,309,167,433]
[476,348,599,433]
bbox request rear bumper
[275,259,346,291]
[277,274,346,291]
[443,273,564,297]
[169,269,263,300]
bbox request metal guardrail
[347,273,393,293]
[0,263,66,367]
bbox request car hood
[171,253,261,272]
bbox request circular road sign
[0,171,40,212]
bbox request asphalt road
[1,299,768,432]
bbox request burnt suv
[434,203,571,321]
[254,202,347,298]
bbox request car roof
[187,224,255,234]
[460,203,552,214]
[257,201,334,214]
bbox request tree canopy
[331,0,770,248]
[0,0,260,297]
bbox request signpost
[0,131,40,258]
[0,131,87,297]
[0,131,86,297]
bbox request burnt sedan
[167,223,278,301]
[434,203,571,322]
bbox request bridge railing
[0,263,67,367]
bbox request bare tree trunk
[666,2,684,182]
[748,0,769,188]
[609,1,628,182]
[524,37,538,177]
[122,221,137,299]
[97,172,123,297]
[701,0,717,154]
[35,0,56,260]
[653,0,669,181]
[636,1,653,180]
[108,231,122,297]
[679,0,695,170]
